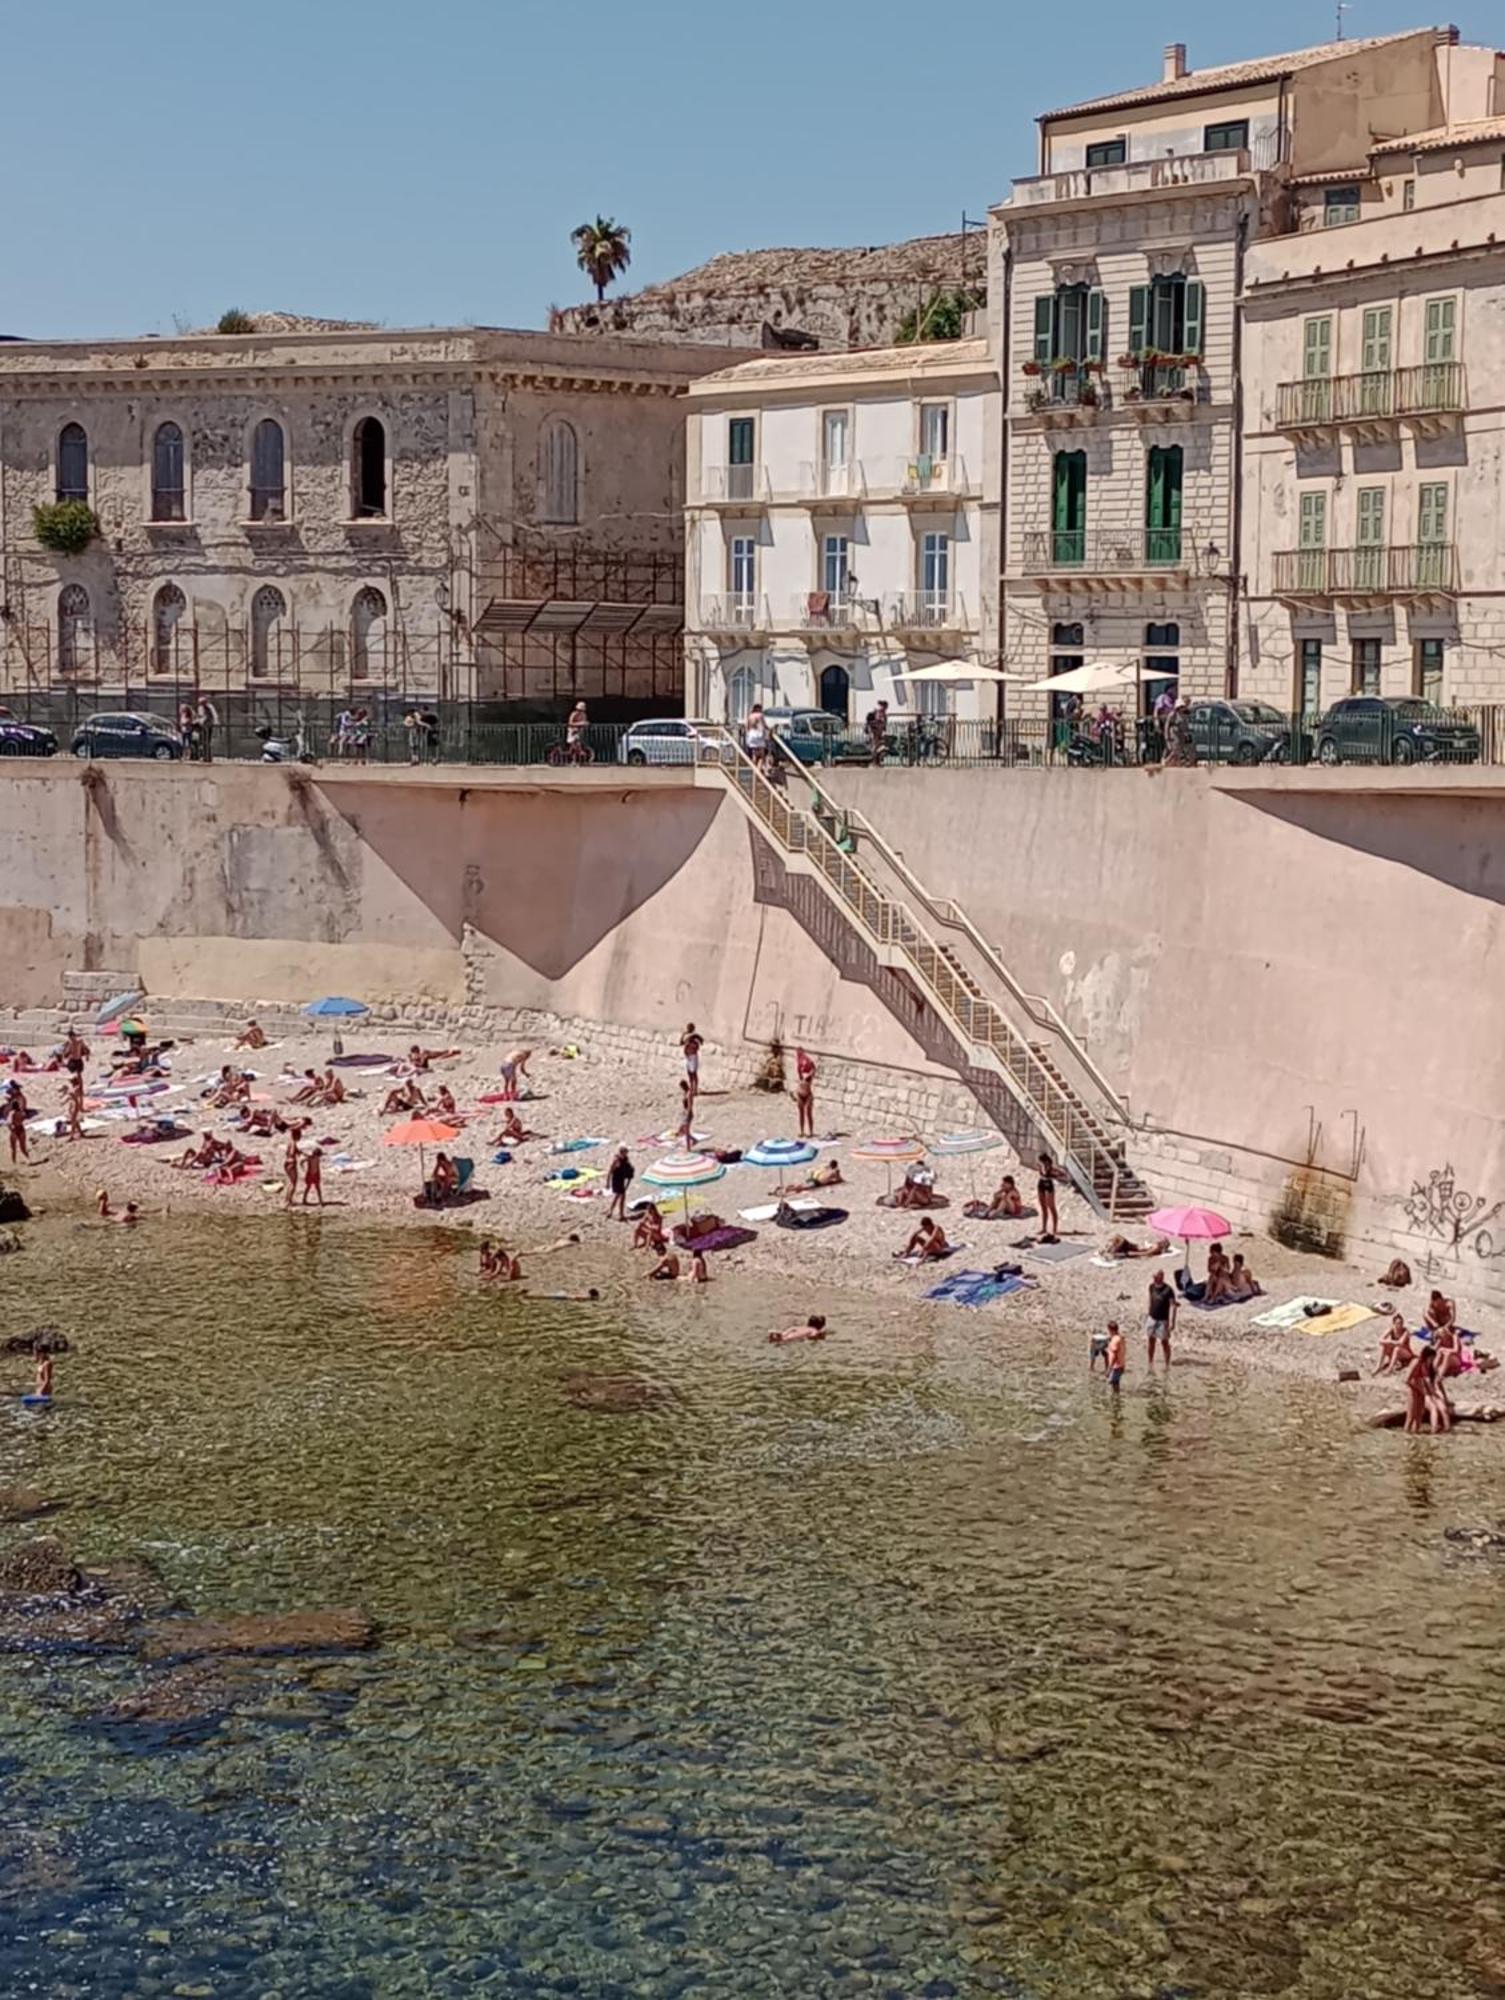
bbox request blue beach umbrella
[744,1138,818,1191]
[96,990,144,1026]
[305,997,369,1018]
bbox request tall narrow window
[920,531,950,616]
[352,586,388,680]
[1402,179,1416,211]
[1413,637,1445,703]
[1353,637,1382,696]
[822,533,850,603]
[1297,491,1328,592]
[1298,638,1323,715]
[1359,307,1392,415]
[1145,446,1183,563]
[918,402,949,463]
[151,583,186,676]
[249,418,286,521]
[820,409,849,496]
[726,417,755,502]
[1354,487,1386,591]
[1051,450,1087,564]
[151,422,185,521]
[729,535,757,608]
[540,419,579,524]
[1416,481,1449,590]
[250,585,287,679]
[57,584,91,675]
[352,417,386,518]
[57,424,88,503]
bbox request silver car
[616,718,719,766]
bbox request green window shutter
[1086,288,1106,362]
[1418,482,1448,543]
[1182,281,1205,356]
[1361,307,1391,374]
[1424,298,1456,363]
[1034,293,1055,364]
[1052,451,1086,530]
[1302,317,1332,379]
[1128,285,1149,355]
[1298,492,1327,547]
[1356,488,1385,545]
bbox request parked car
[615,718,720,766]
[1184,698,1307,766]
[1314,696,1481,766]
[71,712,186,760]
[0,713,58,756]
[763,707,873,765]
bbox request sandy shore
[6,1026,1501,1414]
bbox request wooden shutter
[1418,482,1448,543]
[1360,307,1391,374]
[1086,288,1106,362]
[1302,317,1332,379]
[1182,281,1205,356]
[1424,299,1455,363]
[1053,451,1086,532]
[1298,492,1327,547]
[1034,294,1054,364]
[1128,285,1149,355]
[1356,488,1385,544]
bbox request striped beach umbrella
[642,1151,727,1217]
[928,1129,1003,1198]
[744,1137,818,1191]
[852,1135,926,1195]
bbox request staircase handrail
[762,739,1133,1130]
[696,727,1123,1203]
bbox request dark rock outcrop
[139,1609,377,1661]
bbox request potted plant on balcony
[1117,353,1140,370]
[1022,359,1043,377]
[1026,386,1050,412]
[1050,357,1078,373]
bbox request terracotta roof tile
[1370,115,1505,156]
[690,336,992,391]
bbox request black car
[1185,698,1306,766]
[1314,696,1480,766]
[71,712,185,760]
[0,713,58,756]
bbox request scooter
[255,723,315,765]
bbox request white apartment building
[683,341,997,725]
[1242,95,1505,712]
[992,24,1491,716]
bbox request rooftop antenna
[1335,0,1350,39]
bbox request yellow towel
[1294,1302,1377,1337]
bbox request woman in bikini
[1375,1312,1414,1375]
[1036,1152,1063,1242]
[633,1204,667,1254]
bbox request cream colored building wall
[999,188,1248,707]
[1042,82,1285,173]
[1241,191,1505,709]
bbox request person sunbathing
[770,1315,829,1345]
[494,1108,542,1146]
[236,1107,277,1138]
[1198,1244,1236,1304]
[785,1160,843,1194]
[288,1070,322,1105]
[646,1251,681,1281]
[1376,1312,1415,1375]
[234,1021,268,1050]
[1424,1290,1457,1343]
[309,1069,345,1107]
[966,1175,1027,1221]
[1102,1232,1173,1260]
[428,1153,458,1201]
[633,1205,667,1253]
[1223,1253,1262,1301]
[404,1044,460,1074]
[172,1130,223,1169]
[380,1080,426,1116]
[10,1049,36,1074]
[898,1218,949,1262]
[433,1085,461,1122]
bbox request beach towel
[739,1199,819,1224]
[1252,1296,1341,1331]
[925,1269,1036,1308]
[672,1223,757,1253]
[773,1206,848,1232]
[546,1167,600,1190]
[332,1053,392,1068]
[329,1158,374,1173]
[964,1203,1038,1223]
[1023,1240,1092,1264]
[876,1191,950,1211]
[1292,1303,1377,1337]
[550,1137,606,1155]
[1181,1292,1246,1313]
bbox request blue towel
[453,1157,475,1192]
[925,1269,1032,1308]
[491,1148,513,1166]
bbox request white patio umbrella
[1028,660,1139,695]
[893,661,1029,684]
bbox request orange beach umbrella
[382,1116,461,1186]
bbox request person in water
[34,1351,54,1400]
[770,1315,829,1345]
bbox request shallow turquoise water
[0,1212,1502,1998]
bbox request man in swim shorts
[1146,1270,1177,1366]
[1104,1322,1126,1390]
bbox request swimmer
[769,1315,829,1345]
[117,1202,139,1227]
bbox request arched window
[352,417,386,518]
[726,663,757,723]
[57,584,91,675]
[151,422,186,521]
[249,418,286,521]
[818,663,850,720]
[151,583,186,676]
[57,424,89,504]
[250,585,287,679]
[352,586,388,680]
[540,418,579,524]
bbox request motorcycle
[255,723,314,765]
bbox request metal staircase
[695,726,1152,1219]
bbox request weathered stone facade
[551,233,986,352]
[0,325,730,712]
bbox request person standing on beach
[6,1095,29,1166]
[1104,1323,1126,1390]
[64,1064,85,1142]
[301,1146,324,1207]
[1036,1152,1063,1242]
[681,1025,703,1109]
[606,1146,635,1221]
[795,1047,816,1138]
[283,1130,302,1208]
[1146,1270,1177,1367]
[676,1079,695,1147]
[498,1049,533,1103]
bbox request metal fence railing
[2,699,1502,774]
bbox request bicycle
[545,736,594,768]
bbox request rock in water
[0,1538,82,1597]
[138,1609,377,1661]
[0,1487,62,1524]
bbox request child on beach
[1104,1323,1126,1390]
[1090,1321,1115,1373]
[301,1146,324,1207]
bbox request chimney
[1163,41,1188,82]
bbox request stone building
[683,339,996,727]
[992,24,1496,718]
[552,233,986,352]
[1241,91,1505,716]
[0,322,730,719]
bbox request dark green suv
[1314,697,1480,766]
[1186,699,1306,765]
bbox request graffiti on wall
[1403,1165,1505,1260]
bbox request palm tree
[571,217,632,303]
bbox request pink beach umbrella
[1147,1204,1231,1277]
[852,1135,926,1197]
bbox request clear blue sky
[4,2,1487,339]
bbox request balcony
[1120,358,1204,421]
[1021,367,1107,427]
[1275,363,1466,439]
[697,465,772,509]
[1272,544,1459,604]
[791,461,867,506]
[884,591,971,634]
[1012,145,1261,210]
[696,593,770,637]
[787,593,863,634]
[862,456,976,506]
[1020,528,1210,593]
